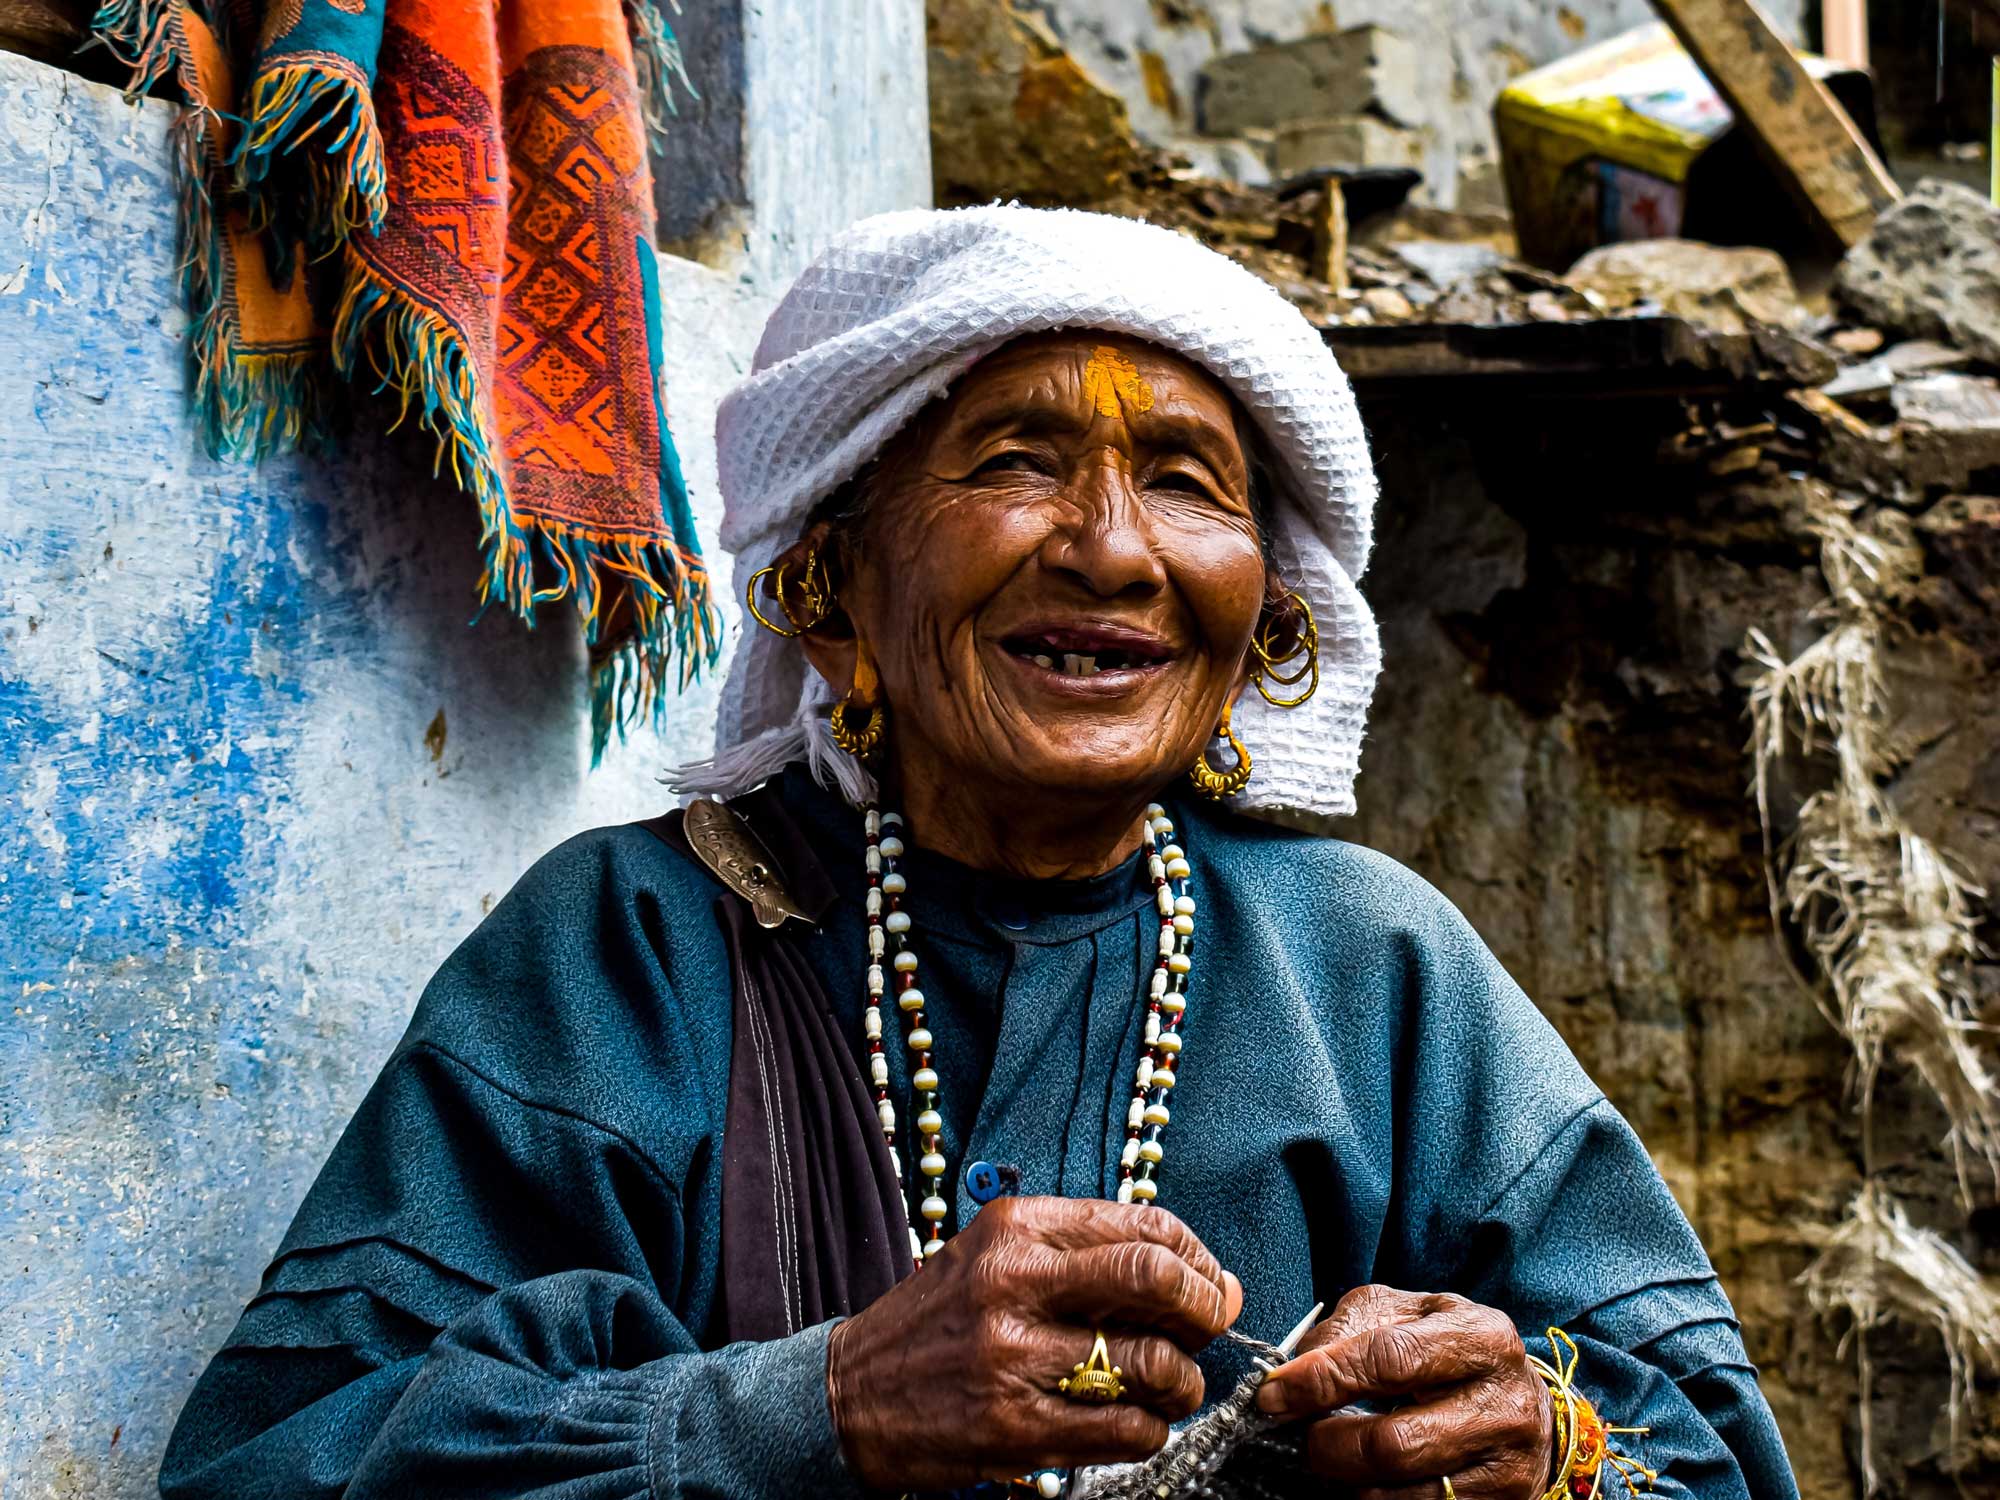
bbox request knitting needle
[1249,1300,1324,1373]
[1256,1298,1395,1422]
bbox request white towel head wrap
[682,204,1381,826]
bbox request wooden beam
[1648,0,1899,247]
[1820,0,1868,69]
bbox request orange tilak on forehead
[1080,345,1156,421]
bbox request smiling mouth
[998,627,1174,680]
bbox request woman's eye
[1148,468,1217,499]
[975,451,1048,477]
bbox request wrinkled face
[803,331,1272,804]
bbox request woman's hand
[1255,1285,1555,1499]
[826,1196,1243,1492]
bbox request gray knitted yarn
[1068,1330,1311,1500]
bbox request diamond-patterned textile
[93,0,716,755]
[699,206,1381,828]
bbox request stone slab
[1197,25,1421,137]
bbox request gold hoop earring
[1188,702,1252,799]
[1252,590,1318,709]
[829,641,887,765]
[745,550,833,639]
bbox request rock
[1159,136,1272,188]
[1524,289,1572,323]
[1358,286,1414,322]
[1390,240,1507,290]
[1893,373,2000,492]
[1565,240,1804,336]
[1354,203,1517,259]
[927,0,1141,207]
[1806,373,2000,500]
[1893,370,2000,431]
[1269,115,1425,179]
[1915,494,2000,667]
[1834,179,2000,367]
[1197,25,1421,137]
[1820,339,1972,403]
[1453,145,1510,216]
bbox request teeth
[1057,653,1099,676]
[1033,653,1054,669]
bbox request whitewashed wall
[0,5,929,1492]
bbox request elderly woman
[160,208,1795,1500]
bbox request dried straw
[1743,488,2000,1487]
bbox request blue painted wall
[0,13,930,1492]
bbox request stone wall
[0,6,930,1492]
[1345,391,2000,1498]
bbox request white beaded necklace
[861,803,1197,1267]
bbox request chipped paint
[0,15,929,1493]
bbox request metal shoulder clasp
[683,799,812,930]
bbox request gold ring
[1058,1330,1125,1404]
[743,564,803,638]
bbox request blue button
[990,898,1029,930]
[964,1160,1004,1203]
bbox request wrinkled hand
[826,1196,1244,1492]
[1255,1285,1555,1499]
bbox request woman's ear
[1255,569,1306,660]
[757,520,861,697]
[799,622,859,700]
[1226,568,1295,706]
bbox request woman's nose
[1039,462,1167,599]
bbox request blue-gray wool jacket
[160,767,1798,1499]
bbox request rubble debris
[1196,26,1421,138]
[1893,371,2000,431]
[1388,241,1509,290]
[1453,146,1510,216]
[1796,369,2000,502]
[1270,116,1425,178]
[1833,180,2000,368]
[920,0,1971,435]
[1565,240,1804,336]
[1353,202,1517,259]
[1894,373,2000,491]
[1647,0,1898,248]
[1819,339,1971,402]
[1359,287,1416,323]
[926,0,1141,207]
[1827,326,1885,357]
[1417,263,1594,325]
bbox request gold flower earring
[1188,701,1252,799]
[829,639,887,765]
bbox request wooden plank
[1310,184,1347,291]
[1819,0,1868,69]
[1321,315,1836,400]
[1648,0,1898,247]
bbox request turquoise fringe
[621,0,696,144]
